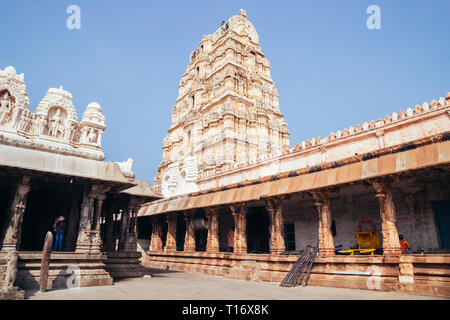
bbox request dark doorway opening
[137,216,152,240]
[20,182,83,251]
[218,207,234,252]
[176,212,186,251]
[161,215,168,250]
[246,206,270,254]
[433,200,450,249]
[284,223,296,251]
[194,209,207,252]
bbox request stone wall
[143,251,450,296]
[282,181,443,253]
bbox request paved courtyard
[26,268,447,300]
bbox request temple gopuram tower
[156,9,290,197]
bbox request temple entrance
[19,182,83,251]
[136,216,152,252]
[219,207,234,252]
[246,206,270,254]
[176,212,186,251]
[434,201,450,249]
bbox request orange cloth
[400,240,410,253]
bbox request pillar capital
[311,190,330,207]
[204,206,219,216]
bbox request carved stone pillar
[63,187,83,251]
[75,185,110,254]
[312,191,335,256]
[90,196,106,254]
[372,181,402,255]
[150,216,163,251]
[165,214,177,252]
[103,201,116,252]
[230,204,247,255]
[205,207,219,253]
[265,197,286,255]
[2,176,31,251]
[118,206,130,251]
[183,212,196,252]
[123,203,139,252]
[75,191,93,253]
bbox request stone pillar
[183,212,196,252]
[312,191,335,256]
[63,187,83,251]
[75,191,93,253]
[205,207,219,253]
[372,181,402,255]
[230,204,247,255]
[90,196,105,254]
[118,206,130,251]
[165,214,177,252]
[265,197,286,255]
[150,216,163,251]
[2,176,31,251]
[103,200,117,252]
[75,185,110,254]
[123,203,139,252]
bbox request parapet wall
[196,93,450,191]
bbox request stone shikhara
[155,9,290,198]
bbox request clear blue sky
[2,1,449,184]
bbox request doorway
[433,201,450,249]
[246,206,270,254]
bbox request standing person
[227,226,234,252]
[53,216,66,251]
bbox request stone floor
[25,268,448,300]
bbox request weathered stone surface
[15,252,112,290]
[143,251,450,296]
[39,232,53,292]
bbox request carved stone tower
[156,9,290,197]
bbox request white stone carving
[0,67,106,161]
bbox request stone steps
[104,251,144,279]
[15,252,113,290]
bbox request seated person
[399,234,417,254]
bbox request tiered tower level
[156,10,290,197]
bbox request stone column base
[383,248,403,256]
[123,232,138,252]
[75,230,102,254]
[318,248,335,256]
[206,246,220,254]
[270,248,284,255]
